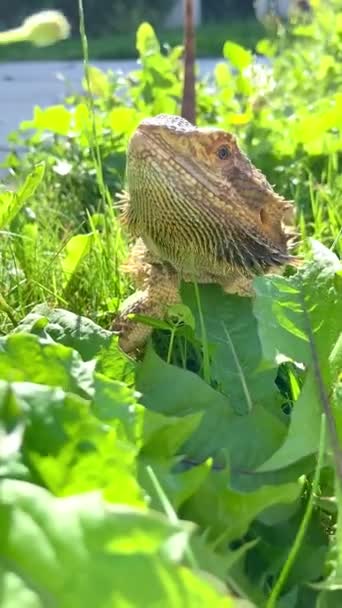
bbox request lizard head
[126,114,296,275]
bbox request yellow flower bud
[0,10,71,47]
[22,11,71,47]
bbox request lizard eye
[217,145,231,160]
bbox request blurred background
[0,0,264,60]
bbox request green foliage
[0,1,342,605]
[0,0,177,36]
[0,164,44,229]
[0,19,264,61]
[1,240,341,606]
[0,481,235,608]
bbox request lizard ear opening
[259,208,267,224]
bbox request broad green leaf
[0,480,232,607]
[317,590,342,607]
[17,163,45,202]
[136,22,160,57]
[91,373,142,443]
[61,233,94,288]
[254,241,342,374]
[32,427,144,506]
[250,508,329,596]
[182,466,301,544]
[0,377,144,505]
[14,304,112,360]
[141,409,202,459]
[136,346,234,460]
[0,164,44,229]
[191,535,258,592]
[181,283,283,415]
[14,305,134,383]
[215,62,233,88]
[139,457,211,512]
[109,107,143,136]
[137,348,287,476]
[223,41,252,71]
[29,104,72,135]
[257,372,321,471]
[139,408,209,510]
[255,38,276,57]
[82,65,110,96]
[0,569,43,608]
[0,333,94,397]
[253,242,342,471]
[0,380,91,457]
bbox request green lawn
[0,18,264,61]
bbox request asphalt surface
[0,58,219,162]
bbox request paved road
[0,58,219,161]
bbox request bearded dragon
[113,114,296,354]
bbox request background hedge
[0,0,255,35]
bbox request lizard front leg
[113,240,180,355]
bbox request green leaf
[255,38,276,57]
[253,242,342,471]
[91,373,142,443]
[109,107,143,137]
[15,305,112,360]
[61,233,94,288]
[0,568,43,608]
[0,164,44,229]
[0,480,233,607]
[182,466,301,545]
[29,104,72,135]
[14,306,134,383]
[138,409,209,510]
[139,457,211,512]
[82,65,110,96]
[17,163,45,202]
[136,347,287,477]
[142,409,202,459]
[256,372,321,471]
[181,283,282,415]
[136,22,160,57]
[0,371,144,505]
[223,41,252,71]
[0,333,94,397]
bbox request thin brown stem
[181,0,196,124]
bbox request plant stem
[266,414,326,608]
[193,281,210,383]
[167,328,176,365]
[146,465,198,569]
